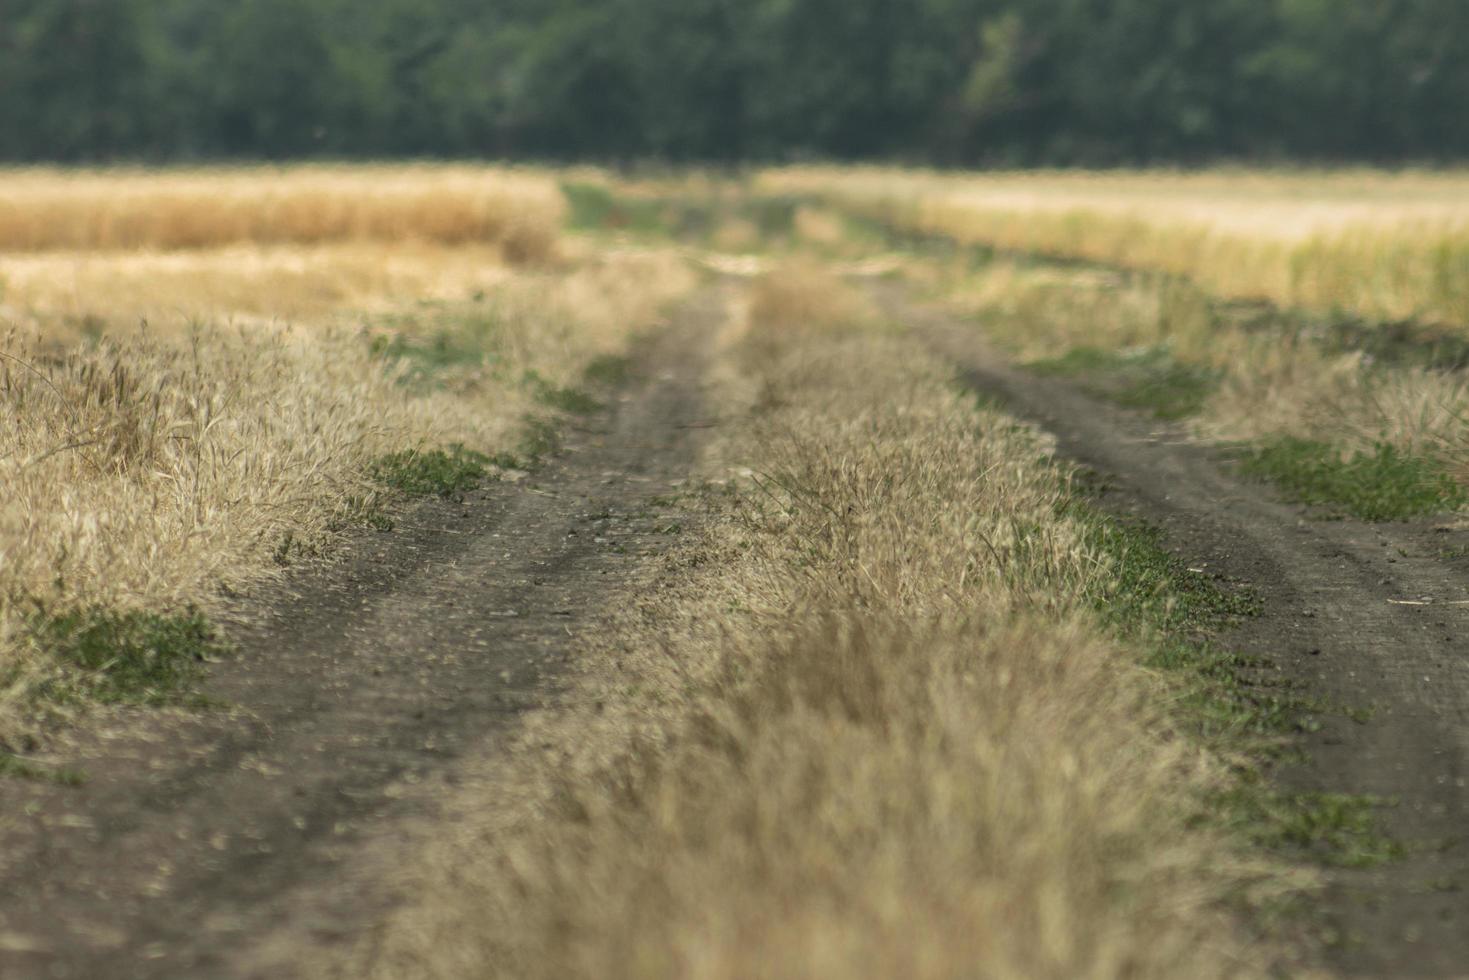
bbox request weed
[1067,500,1403,865]
[1211,787,1405,868]
[371,445,492,497]
[0,753,85,785]
[583,354,632,387]
[525,370,602,416]
[516,418,562,463]
[1030,346,1219,420]
[1239,438,1468,522]
[25,604,226,706]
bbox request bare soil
[0,289,723,980]
[884,285,1469,977]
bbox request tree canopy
[2,0,1465,164]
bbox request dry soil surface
[0,289,723,980]
[885,285,1469,978]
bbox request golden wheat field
[762,167,1469,328]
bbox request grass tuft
[1211,787,1405,869]
[25,604,226,706]
[1239,438,1468,522]
[0,753,86,785]
[371,445,493,498]
[1030,346,1220,420]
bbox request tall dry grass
[761,167,1469,329]
[332,266,1293,980]
[0,166,565,261]
[0,245,696,747]
[944,258,1469,472]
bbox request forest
[4,0,1467,165]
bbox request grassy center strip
[356,267,1314,979]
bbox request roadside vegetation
[0,165,694,757]
[751,169,1469,522]
[335,265,1331,979]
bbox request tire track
[879,283,1469,978]
[0,288,726,980]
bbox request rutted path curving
[878,283,1469,978]
[0,288,726,980]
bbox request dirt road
[884,286,1469,977]
[0,290,724,980]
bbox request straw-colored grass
[940,258,1469,487]
[328,266,1294,980]
[0,164,696,746]
[0,165,565,261]
[761,167,1469,329]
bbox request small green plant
[1211,787,1405,868]
[1029,346,1220,420]
[1239,438,1468,522]
[368,308,503,391]
[0,753,85,785]
[517,417,562,463]
[525,370,602,415]
[26,604,227,706]
[583,354,632,387]
[371,445,492,497]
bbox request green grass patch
[368,308,503,392]
[583,354,632,387]
[562,182,668,235]
[26,604,226,707]
[0,752,85,785]
[1239,438,1468,522]
[1029,346,1219,420]
[1211,787,1405,868]
[524,369,602,416]
[1059,495,1400,866]
[371,445,492,497]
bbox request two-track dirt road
[883,284,1469,978]
[0,289,725,980]
[7,274,1469,978]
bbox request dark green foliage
[25,604,226,705]
[1239,439,1469,522]
[1029,347,1220,420]
[6,0,1469,164]
[371,445,492,497]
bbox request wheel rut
[0,287,726,980]
[878,284,1469,978]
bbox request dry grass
[0,244,523,338]
[331,266,1292,980]
[0,164,696,747]
[942,258,1469,474]
[761,167,1469,329]
[0,165,564,261]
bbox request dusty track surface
[0,289,723,980]
[880,286,1469,977]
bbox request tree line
[3,0,1466,165]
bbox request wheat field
[762,168,1469,328]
